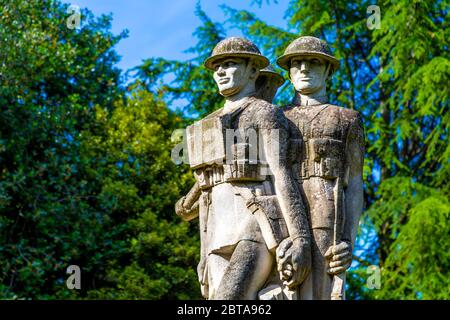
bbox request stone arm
[175,182,201,222]
[342,114,365,248]
[257,108,312,288]
[259,111,310,241]
[324,112,364,279]
[175,181,208,297]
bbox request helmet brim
[277,51,340,74]
[204,52,269,71]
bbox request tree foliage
[0,0,199,299]
[131,4,226,118]
[81,91,199,299]
[0,0,447,300]
[0,0,125,298]
[367,177,449,299]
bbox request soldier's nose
[300,61,309,72]
[216,66,226,76]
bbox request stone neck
[223,89,256,114]
[293,88,328,107]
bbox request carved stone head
[205,37,269,97]
[277,36,339,95]
[289,56,329,94]
[211,57,257,97]
[255,65,285,102]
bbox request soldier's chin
[218,86,240,97]
[296,83,319,94]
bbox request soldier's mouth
[219,78,230,84]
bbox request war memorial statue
[175,36,364,300]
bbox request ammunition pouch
[302,138,344,179]
[195,142,269,190]
[223,142,267,182]
[187,116,226,169]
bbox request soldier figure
[173,66,284,225]
[276,36,365,300]
[255,65,285,103]
[175,37,311,300]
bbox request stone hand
[276,238,293,281]
[175,196,199,221]
[325,241,353,275]
[175,196,187,218]
[276,237,312,289]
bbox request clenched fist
[276,237,312,289]
[325,241,353,275]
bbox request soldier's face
[213,58,254,97]
[256,75,279,103]
[289,57,328,94]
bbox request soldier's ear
[324,63,332,79]
[248,61,259,80]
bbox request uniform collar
[222,95,255,115]
[298,94,328,107]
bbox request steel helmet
[204,37,269,71]
[277,36,339,75]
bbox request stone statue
[255,65,285,103]
[173,66,284,225]
[175,37,311,300]
[276,36,365,299]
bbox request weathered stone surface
[204,37,269,71]
[255,65,285,103]
[175,36,364,300]
[176,37,310,300]
[277,36,340,74]
[276,36,364,300]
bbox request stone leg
[210,240,273,300]
[207,253,230,299]
[299,177,336,299]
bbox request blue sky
[62,0,291,72]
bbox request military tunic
[282,97,364,299]
[188,96,294,298]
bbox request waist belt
[195,163,269,190]
[195,166,226,189]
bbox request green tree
[366,177,449,299]
[80,90,199,299]
[0,0,202,300]
[0,0,127,298]
[132,3,225,118]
